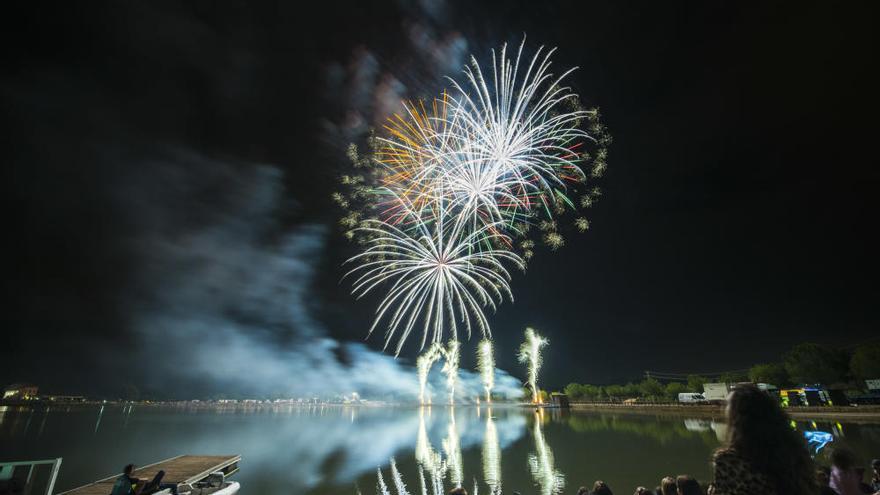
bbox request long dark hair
[721,384,816,494]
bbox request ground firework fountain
[519,328,548,404]
[477,339,495,403]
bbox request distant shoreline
[4,400,880,422]
[567,402,880,421]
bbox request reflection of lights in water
[376,466,391,495]
[416,407,448,495]
[94,404,105,433]
[390,458,409,495]
[418,466,429,495]
[416,408,443,469]
[710,420,728,443]
[443,408,463,488]
[528,411,565,495]
[38,407,49,436]
[683,419,711,432]
[482,410,501,493]
[804,430,834,454]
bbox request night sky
[3,1,878,398]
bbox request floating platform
[59,455,240,495]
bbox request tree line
[563,341,880,402]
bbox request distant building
[3,384,38,400]
[550,392,570,408]
[46,395,86,403]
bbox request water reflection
[2,405,878,495]
[442,409,464,487]
[93,404,104,433]
[381,407,561,495]
[380,406,528,495]
[482,410,501,493]
[528,410,565,495]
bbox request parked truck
[703,383,732,403]
[678,392,706,404]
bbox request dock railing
[0,458,63,495]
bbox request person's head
[830,446,858,471]
[448,488,467,495]
[660,476,676,495]
[723,384,816,494]
[123,464,135,476]
[675,475,700,495]
[633,487,653,495]
[577,486,589,495]
[592,480,613,495]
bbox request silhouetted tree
[748,362,789,387]
[687,374,708,393]
[850,343,880,382]
[783,342,848,385]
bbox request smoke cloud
[123,148,521,400]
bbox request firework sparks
[345,199,522,355]
[441,340,461,405]
[519,327,548,404]
[417,342,446,405]
[477,339,495,403]
[338,37,609,368]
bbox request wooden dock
[59,455,240,495]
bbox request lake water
[1,404,879,494]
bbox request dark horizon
[3,1,878,398]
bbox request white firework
[445,38,592,227]
[441,340,461,405]
[477,339,496,403]
[519,327,548,404]
[417,342,446,405]
[345,198,522,354]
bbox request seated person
[110,464,139,495]
[139,470,178,495]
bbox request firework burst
[345,199,522,355]
[338,37,608,362]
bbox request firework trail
[441,340,461,405]
[417,342,446,405]
[518,327,548,403]
[528,410,565,495]
[477,339,495,403]
[482,410,501,493]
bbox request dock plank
[60,455,240,495]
